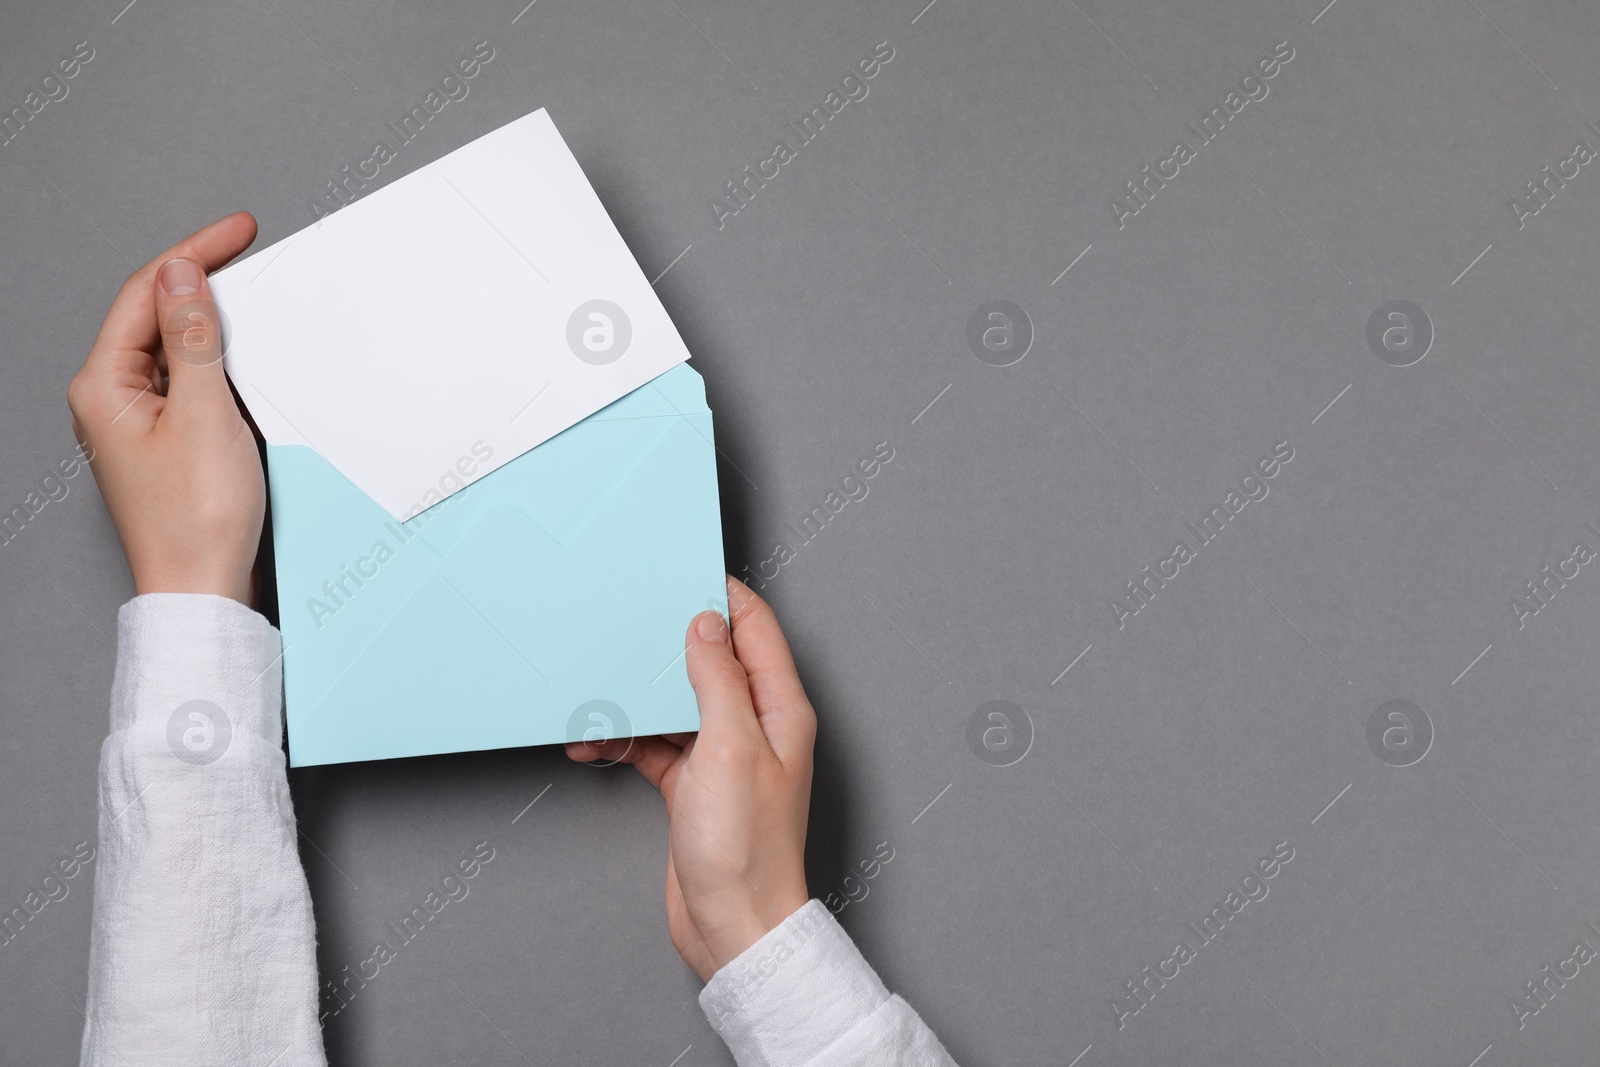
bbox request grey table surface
[5,0,1600,1063]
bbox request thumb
[684,611,764,749]
[155,257,231,408]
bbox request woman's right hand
[566,576,816,982]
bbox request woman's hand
[567,576,816,982]
[66,212,264,606]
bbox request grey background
[3,0,1599,1063]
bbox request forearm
[701,900,958,1067]
[81,594,325,1067]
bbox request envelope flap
[211,109,692,522]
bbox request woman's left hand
[67,212,264,606]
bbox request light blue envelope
[268,363,726,767]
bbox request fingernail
[695,612,727,643]
[158,258,202,296]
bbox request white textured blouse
[80,594,956,1067]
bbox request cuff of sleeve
[112,593,285,747]
[698,900,890,1067]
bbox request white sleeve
[699,900,959,1067]
[80,593,326,1067]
